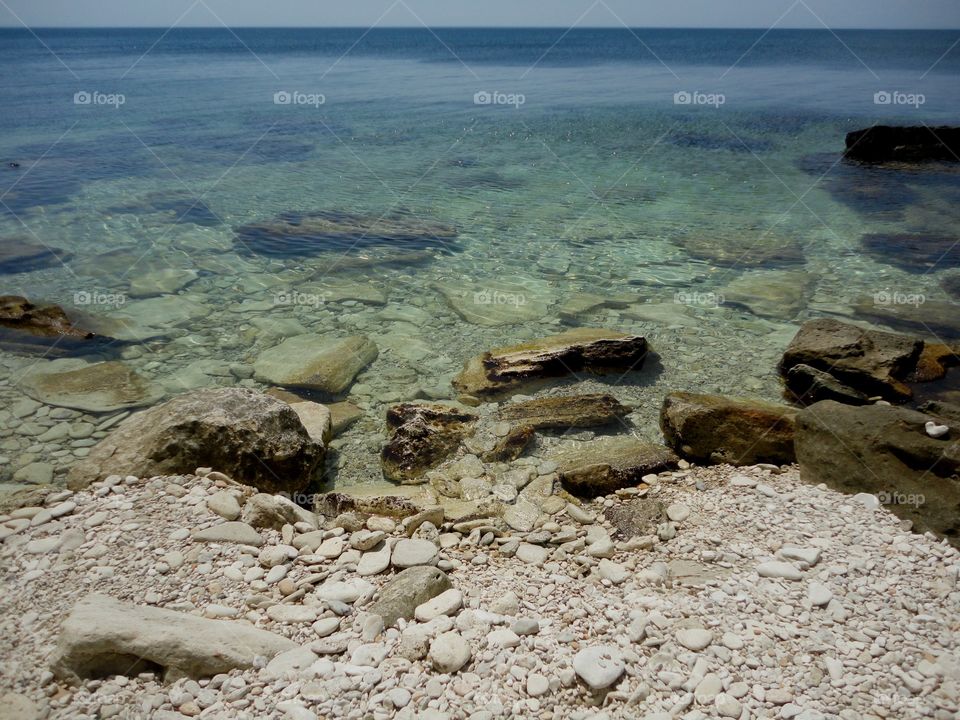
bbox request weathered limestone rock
[660,392,797,466]
[381,403,477,484]
[253,334,378,396]
[498,394,630,430]
[51,594,296,681]
[551,436,679,496]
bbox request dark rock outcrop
[779,318,923,403]
[0,295,119,357]
[551,436,679,497]
[660,392,797,466]
[795,400,960,545]
[67,388,324,492]
[845,125,960,163]
[453,328,649,400]
[381,403,477,484]
[498,394,630,430]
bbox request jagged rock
[19,359,164,413]
[50,594,296,681]
[253,334,378,396]
[314,491,425,519]
[604,500,665,539]
[844,125,960,163]
[551,436,679,497]
[784,364,870,405]
[234,210,459,257]
[0,295,120,357]
[453,328,649,400]
[498,394,630,430]
[367,566,452,627]
[660,392,797,466]
[381,403,477,484]
[67,388,323,492]
[779,318,923,403]
[482,424,535,462]
[796,400,960,545]
[0,239,71,274]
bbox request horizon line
[0,25,957,31]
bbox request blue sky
[1,0,958,29]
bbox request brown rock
[0,295,117,357]
[453,328,649,399]
[499,394,630,430]
[381,403,477,484]
[482,424,535,462]
[551,436,679,497]
[660,392,797,466]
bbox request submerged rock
[0,238,71,274]
[779,318,923,403]
[678,231,805,269]
[721,270,812,320]
[499,394,630,430]
[234,210,459,257]
[19,359,164,413]
[381,403,477,484]
[0,295,121,357]
[853,299,960,338]
[941,272,960,301]
[551,436,678,496]
[660,392,797,466]
[432,278,554,326]
[67,388,324,492]
[845,125,960,163]
[128,268,199,298]
[796,400,960,544]
[482,424,536,462]
[860,233,960,273]
[253,334,378,396]
[51,593,295,681]
[453,328,649,400]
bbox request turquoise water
[1,28,959,487]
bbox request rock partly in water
[234,210,459,257]
[0,295,121,357]
[498,394,630,430]
[50,593,295,681]
[453,328,650,400]
[796,400,960,544]
[19,359,164,413]
[380,403,477,484]
[482,424,535,462]
[253,334,378,396]
[779,318,923,403]
[367,566,452,627]
[551,436,679,497]
[784,364,870,405]
[67,388,324,492]
[660,392,797,466]
[845,125,960,163]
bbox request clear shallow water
[1,28,959,489]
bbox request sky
[0,0,958,29]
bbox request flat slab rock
[51,594,296,681]
[660,391,797,466]
[498,393,630,430]
[551,436,679,497]
[18,358,164,413]
[453,328,649,400]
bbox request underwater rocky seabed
[1,109,960,498]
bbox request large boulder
[844,125,960,163]
[551,436,679,497]
[51,594,296,681]
[795,400,960,544]
[779,318,923,403]
[253,334,377,396]
[660,392,797,466]
[19,359,165,413]
[498,394,630,430]
[67,388,324,492]
[453,328,649,400]
[381,403,477,484]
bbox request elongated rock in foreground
[498,393,630,430]
[660,392,797,466]
[51,594,296,681]
[453,328,649,400]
